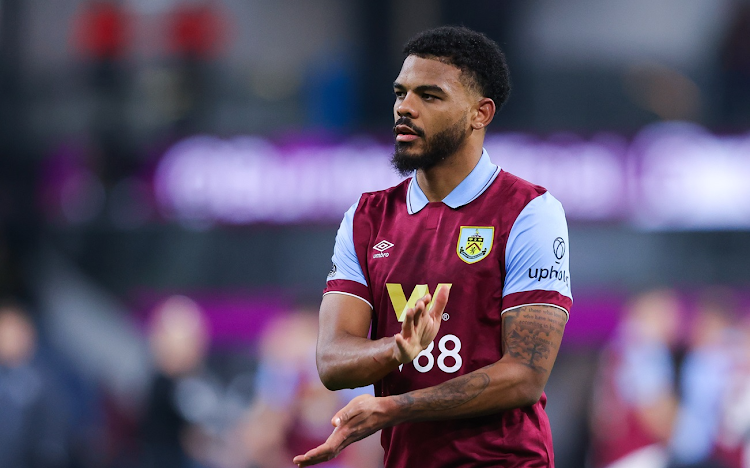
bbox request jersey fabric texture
[324,150,572,468]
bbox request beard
[391,116,470,177]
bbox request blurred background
[1,0,750,467]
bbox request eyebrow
[393,82,447,95]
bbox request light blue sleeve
[503,192,572,302]
[326,197,368,287]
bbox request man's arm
[317,286,450,390]
[390,304,566,417]
[295,303,566,467]
[316,293,396,390]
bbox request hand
[394,285,450,364]
[293,394,390,467]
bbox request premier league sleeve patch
[456,226,495,264]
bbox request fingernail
[334,417,341,425]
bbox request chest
[363,202,512,387]
[364,202,505,291]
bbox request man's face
[391,55,475,175]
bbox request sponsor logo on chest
[385,283,452,322]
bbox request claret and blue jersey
[324,149,572,468]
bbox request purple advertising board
[153,122,750,230]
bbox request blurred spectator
[71,0,134,186]
[166,0,229,134]
[669,290,741,468]
[72,0,130,73]
[0,301,71,468]
[37,142,106,226]
[234,309,383,468]
[590,289,683,468]
[719,2,750,128]
[0,230,27,300]
[139,295,213,468]
[717,312,750,468]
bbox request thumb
[332,406,350,427]
[400,306,415,338]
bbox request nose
[396,92,418,119]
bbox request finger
[332,393,369,427]
[401,305,415,338]
[394,332,405,348]
[395,332,411,361]
[293,443,335,466]
[331,408,347,427]
[295,395,376,466]
[294,425,347,466]
[429,285,451,319]
[412,293,431,328]
[293,450,334,467]
[415,293,432,312]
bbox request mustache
[393,117,426,138]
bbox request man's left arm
[391,304,567,418]
[293,303,567,467]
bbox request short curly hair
[403,26,511,109]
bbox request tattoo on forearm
[502,306,566,374]
[394,371,491,417]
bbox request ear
[471,98,496,130]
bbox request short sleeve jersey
[324,150,572,468]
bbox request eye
[394,90,406,99]
[422,94,437,102]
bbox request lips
[393,120,424,142]
[395,124,417,135]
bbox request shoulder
[354,178,410,213]
[509,174,567,231]
[495,170,548,205]
[478,170,554,227]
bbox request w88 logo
[413,334,462,373]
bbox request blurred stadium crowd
[5,286,750,468]
[2,1,750,468]
[589,289,750,468]
[0,295,383,468]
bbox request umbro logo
[373,240,394,252]
[373,240,394,258]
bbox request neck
[416,138,484,202]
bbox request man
[294,26,572,468]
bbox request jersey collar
[406,148,500,214]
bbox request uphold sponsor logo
[553,237,565,260]
[373,240,394,258]
[528,265,569,285]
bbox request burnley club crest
[457,226,494,264]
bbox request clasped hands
[293,285,450,467]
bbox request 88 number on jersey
[412,334,462,373]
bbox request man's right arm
[316,293,400,390]
[320,197,449,390]
[316,287,449,391]
[318,198,401,390]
